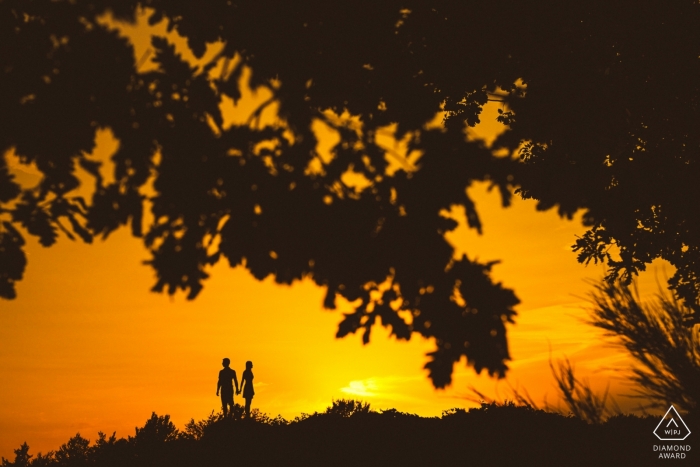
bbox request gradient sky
[0,10,673,460]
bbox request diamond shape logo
[654,405,691,441]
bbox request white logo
[654,405,691,441]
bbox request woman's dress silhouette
[240,361,255,418]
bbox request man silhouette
[216,358,239,417]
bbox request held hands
[236,390,241,395]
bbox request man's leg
[221,392,233,417]
[221,393,227,417]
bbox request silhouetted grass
[588,280,700,412]
[3,399,694,467]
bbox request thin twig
[246,95,277,127]
[136,47,153,71]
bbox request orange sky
[0,10,673,460]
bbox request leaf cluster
[2,1,699,387]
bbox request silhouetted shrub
[132,413,179,445]
[324,399,371,418]
[181,412,220,441]
[55,434,90,467]
[3,400,682,467]
[1,443,31,467]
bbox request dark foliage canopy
[1,0,699,387]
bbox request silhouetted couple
[216,358,255,418]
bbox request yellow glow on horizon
[341,380,379,398]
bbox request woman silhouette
[239,361,255,418]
